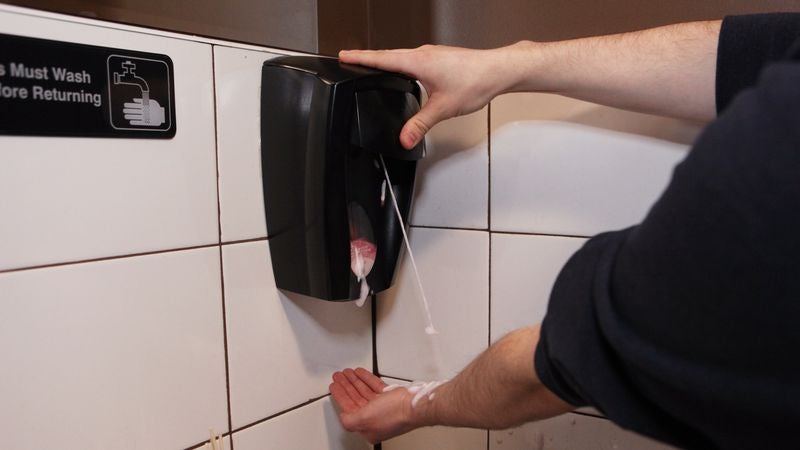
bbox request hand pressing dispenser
[261,56,424,301]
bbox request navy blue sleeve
[535,13,800,450]
[716,13,800,113]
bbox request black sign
[0,33,176,138]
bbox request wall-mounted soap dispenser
[261,56,424,301]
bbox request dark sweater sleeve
[535,14,800,450]
[716,13,800,113]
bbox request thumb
[400,96,448,149]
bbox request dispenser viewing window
[260,56,425,301]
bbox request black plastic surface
[261,55,424,301]
[353,90,424,160]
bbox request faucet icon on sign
[112,60,166,127]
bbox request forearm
[498,20,721,121]
[412,326,573,429]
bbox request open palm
[329,368,418,444]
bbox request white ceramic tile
[490,413,676,450]
[411,108,489,229]
[491,121,688,236]
[196,435,232,450]
[490,233,586,341]
[232,397,371,450]
[223,241,372,428]
[491,233,605,420]
[215,46,284,242]
[0,12,218,271]
[491,92,702,146]
[0,248,227,450]
[381,377,487,450]
[377,227,489,381]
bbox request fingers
[330,382,359,414]
[354,367,388,393]
[332,371,368,408]
[400,96,448,149]
[344,368,378,400]
[338,49,413,75]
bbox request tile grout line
[487,105,493,350]
[0,238,272,276]
[209,45,235,450]
[372,292,383,450]
[217,245,234,450]
[0,243,222,275]
[181,394,329,449]
[372,293,379,375]
[230,394,330,435]
[366,25,379,450]
[410,224,488,232]
[491,230,590,239]
[379,374,413,383]
[221,236,269,246]
[487,102,492,232]
[404,225,590,240]
[486,102,492,450]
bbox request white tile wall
[0,11,219,271]
[377,227,489,381]
[491,92,702,146]
[491,120,687,236]
[0,6,708,450]
[0,248,228,450]
[411,108,489,229]
[490,413,677,450]
[490,233,586,341]
[222,241,372,428]
[215,46,285,242]
[198,435,232,450]
[491,232,600,419]
[381,377,487,450]
[384,422,487,450]
[232,397,370,450]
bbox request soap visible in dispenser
[260,55,425,301]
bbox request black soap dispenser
[260,55,425,301]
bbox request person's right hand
[330,367,421,444]
[339,45,518,150]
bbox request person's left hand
[330,368,420,444]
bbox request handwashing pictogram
[112,60,165,126]
[106,55,172,131]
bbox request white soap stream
[378,154,437,335]
[383,380,449,407]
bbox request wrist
[496,40,553,95]
[408,394,437,429]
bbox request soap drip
[383,379,449,407]
[350,237,376,307]
[378,154,438,335]
[356,278,370,307]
